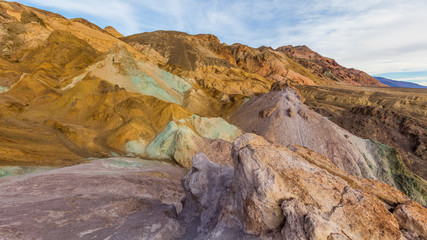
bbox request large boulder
[179,134,427,239]
[145,115,241,169]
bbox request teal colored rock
[138,62,194,95]
[145,121,184,159]
[171,127,199,169]
[183,115,242,142]
[160,69,192,95]
[0,86,9,93]
[0,166,53,178]
[370,141,427,206]
[143,115,242,169]
[87,43,193,105]
[131,63,191,104]
[131,75,181,105]
[125,138,147,156]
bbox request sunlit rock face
[122,31,385,88]
[2,135,426,239]
[179,134,427,240]
[277,45,385,86]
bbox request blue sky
[19,0,427,86]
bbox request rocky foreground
[0,158,187,239]
[1,134,426,239]
[181,134,427,240]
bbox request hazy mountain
[375,76,427,88]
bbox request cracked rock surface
[178,134,427,240]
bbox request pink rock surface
[0,158,187,239]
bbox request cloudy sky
[19,0,427,86]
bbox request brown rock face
[179,134,427,239]
[122,31,273,99]
[123,31,385,87]
[123,31,236,71]
[122,31,384,103]
[104,26,124,38]
[228,44,320,85]
[278,45,385,86]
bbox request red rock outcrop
[278,45,386,86]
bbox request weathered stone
[179,134,426,240]
[393,201,427,240]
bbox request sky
[18,0,427,86]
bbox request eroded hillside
[0,1,426,239]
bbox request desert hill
[123,30,385,87]
[230,85,426,204]
[297,85,427,181]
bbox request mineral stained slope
[0,1,242,165]
[230,85,427,204]
[332,106,427,180]
[298,85,427,181]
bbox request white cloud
[20,0,140,34]
[272,0,427,75]
[17,0,427,79]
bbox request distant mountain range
[374,77,427,88]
